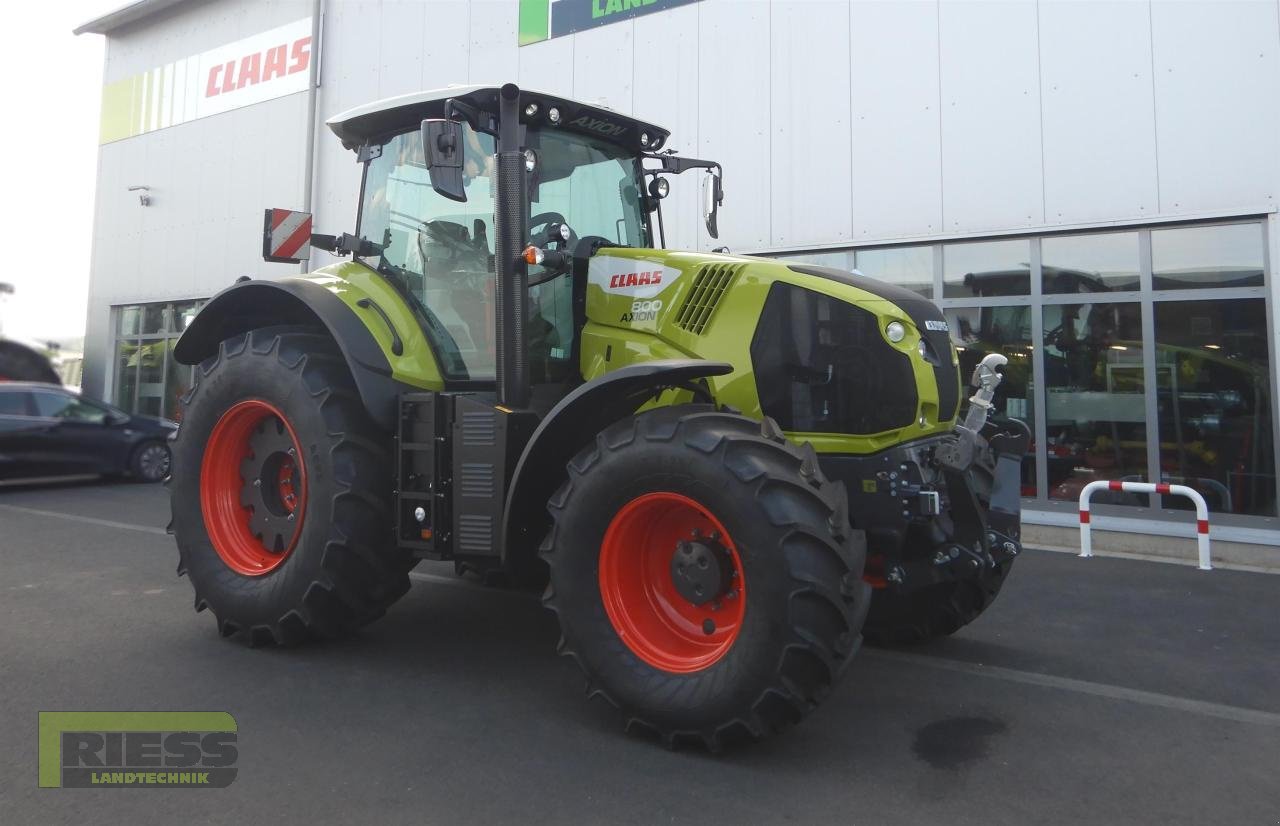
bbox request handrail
[1079,480,1212,571]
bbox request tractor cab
[307,85,723,406]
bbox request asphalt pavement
[1,479,1278,825]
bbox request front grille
[674,263,742,334]
[750,283,918,434]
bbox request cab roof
[325,84,670,155]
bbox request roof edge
[73,0,196,36]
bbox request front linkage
[820,354,1031,596]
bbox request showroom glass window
[944,304,1038,496]
[769,217,1274,525]
[112,300,204,420]
[1149,223,1273,515]
[943,239,1030,298]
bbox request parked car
[0,383,175,482]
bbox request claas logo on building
[205,35,311,98]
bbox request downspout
[299,0,324,273]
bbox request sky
[0,2,116,344]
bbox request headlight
[918,339,928,359]
[886,321,906,343]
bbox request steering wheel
[528,211,574,250]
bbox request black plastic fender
[173,278,411,431]
[501,360,734,570]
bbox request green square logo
[38,712,238,788]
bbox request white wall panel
[633,3,701,251]
[770,0,852,248]
[938,0,1043,232]
[421,1,472,88]
[572,23,635,113]
[1151,0,1280,213]
[468,0,519,84]
[518,39,575,98]
[1039,0,1158,224]
[378,1,427,99]
[849,0,943,241]
[697,0,771,251]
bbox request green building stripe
[518,0,550,45]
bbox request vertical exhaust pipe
[493,83,529,408]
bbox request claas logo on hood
[608,271,662,289]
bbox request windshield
[358,125,498,380]
[528,129,647,247]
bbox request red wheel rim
[598,492,746,674]
[200,399,307,576]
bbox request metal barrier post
[1078,480,1212,571]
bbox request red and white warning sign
[262,208,313,263]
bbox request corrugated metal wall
[85,0,1280,396]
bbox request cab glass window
[358,126,498,380]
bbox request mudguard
[501,359,733,569]
[174,278,412,431]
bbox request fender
[173,278,412,431]
[501,359,733,571]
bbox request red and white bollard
[1079,480,1212,571]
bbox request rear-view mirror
[702,169,723,239]
[422,119,466,203]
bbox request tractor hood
[580,248,963,453]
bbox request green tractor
[169,84,1028,747]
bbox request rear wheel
[862,560,1013,646]
[169,327,411,645]
[542,405,870,749]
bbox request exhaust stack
[493,83,530,409]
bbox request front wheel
[542,406,870,749]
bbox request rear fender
[501,360,733,571]
[174,276,436,431]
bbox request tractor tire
[0,340,59,384]
[862,559,1013,646]
[169,327,411,646]
[541,405,870,749]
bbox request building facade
[78,0,1280,551]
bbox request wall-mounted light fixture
[128,185,151,206]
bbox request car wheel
[131,441,171,482]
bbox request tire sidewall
[170,339,340,627]
[551,435,803,730]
